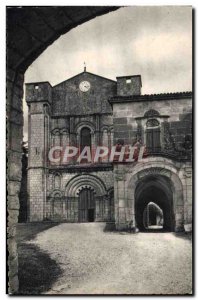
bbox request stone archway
[126,160,184,232]
[7,7,120,292]
[135,175,174,231]
[65,174,108,222]
[65,174,106,197]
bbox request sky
[23,6,192,140]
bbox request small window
[126,79,131,84]
[35,85,39,90]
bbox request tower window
[80,127,91,151]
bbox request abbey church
[26,68,192,232]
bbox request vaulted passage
[135,175,175,232]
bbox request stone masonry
[26,70,192,233]
[6,6,192,294]
[7,6,119,293]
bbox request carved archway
[65,174,108,222]
[65,174,107,197]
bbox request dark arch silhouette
[6,7,120,293]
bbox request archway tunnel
[135,175,175,232]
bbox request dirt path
[30,223,192,295]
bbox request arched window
[80,127,91,151]
[146,119,161,152]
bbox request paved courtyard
[27,223,192,295]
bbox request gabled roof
[53,71,116,87]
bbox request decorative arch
[75,121,95,135]
[146,118,160,128]
[60,128,69,135]
[107,187,114,195]
[77,186,95,195]
[144,109,160,117]
[80,127,92,151]
[65,174,107,197]
[54,173,61,189]
[101,125,110,132]
[51,128,61,147]
[49,189,63,198]
[76,122,95,154]
[51,128,60,135]
[49,189,63,222]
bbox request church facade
[26,69,192,232]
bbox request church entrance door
[79,188,95,222]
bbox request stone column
[102,129,109,162]
[7,70,24,293]
[114,164,128,230]
[183,164,192,231]
[91,132,96,162]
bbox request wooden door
[78,188,95,222]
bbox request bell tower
[26,82,52,221]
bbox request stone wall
[117,75,142,96]
[110,93,192,231]
[7,69,24,293]
[113,158,192,231]
[7,6,119,294]
[52,72,116,116]
[111,94,192,159]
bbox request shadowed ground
[18,222,192,295]
[16,223,62,295]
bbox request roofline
[53,71,117,87]
[25,73,144,87]
[109,91,192,103]
[25,81,52,87]
[116,75,141,79]
[116,75,142,87]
